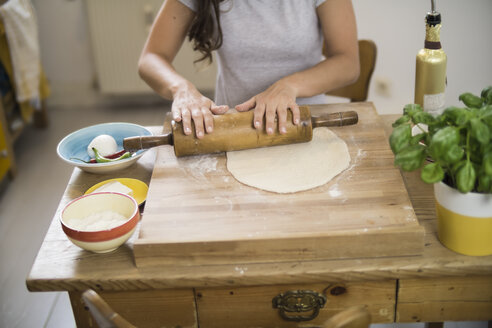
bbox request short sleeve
[177,0,197,12]
[315,0,327,7]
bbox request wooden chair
[324,39,377,102]
[82,289,136,328]
[82,289,371,328]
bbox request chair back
[325,39,377,102]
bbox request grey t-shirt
[178,0,328,107]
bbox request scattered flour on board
[178,155,218,179]
[187,155,218,172]
[327,147,367,188]
[328,183,342,197]
[234,266,248,275]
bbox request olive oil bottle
[414,0,447,116]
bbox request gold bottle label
[414,23,447,115]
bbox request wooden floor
[0,102,488,328]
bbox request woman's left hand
[235,81,300,135]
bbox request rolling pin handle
[123,133,174,152]
[311,111,358,128]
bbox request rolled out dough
[226,127,351,193]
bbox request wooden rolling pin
[123,106,358,157]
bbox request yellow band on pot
[436,200,492,256]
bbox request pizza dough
[226,127,351,193]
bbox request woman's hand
[172,86,228,138]
[235,81,300,135]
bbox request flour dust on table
[226,127,351,193]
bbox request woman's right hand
[172,86,229,138]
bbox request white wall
[32,0,96,105]
[32,0,492,114]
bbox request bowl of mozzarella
[60,192,140,253]
[57,122,152,174]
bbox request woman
[138,0,359,138]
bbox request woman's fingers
[253,102,299,134]
[171,106,182,122]
[277,106,288,134]
[236,97,256,112]
[211,104,229,115]
[253,103,266,130]
[202,107,214,134]
[191,108,205,138]
[290,102,300,125]
[265,104,277,135]
[181,108,192,135]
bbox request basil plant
[389,86,492,194]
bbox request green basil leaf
[421,163,444,184]
[480,105,492,126]
[394,144,426,172]
[410,133,426,146]
[456,161,476,193]
[392,115,410,128]
[459,92,483,108]
[442,144,464,164]
[451,160,465,175]
[478,174,492,193]
[484,151,492,176]
[428,126,460,161]
[470,139,483,164]
[412,111,435,125]
[403,104,422,117]
[470,118,490,145]
[442,106,471,126]
[481,86,492,105]
[389,124,411,154]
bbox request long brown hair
[187,0,224,64]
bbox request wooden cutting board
[133,103,424,268]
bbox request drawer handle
[272,290,326,322]
[0,149,8,158]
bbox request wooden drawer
[397,275,492,322]
[69,289,197,328]
[196,281,396,328]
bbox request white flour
[65,211,127,231]
[179,155,218,179]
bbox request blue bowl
[57,122,153,174]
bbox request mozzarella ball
[87,134,118,158]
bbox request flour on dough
[226,127,350,193]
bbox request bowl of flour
[60,192,140,253]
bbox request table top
[26,102,492,293]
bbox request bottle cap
[426,12,441,26]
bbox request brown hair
[187,0,224,64]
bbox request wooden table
[27,103,492,327]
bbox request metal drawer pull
[0,149,8,158]
[272,290,327,322]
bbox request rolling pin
[123,106,358,157]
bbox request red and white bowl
[60,192,140,253]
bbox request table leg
[69,291,96,328]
